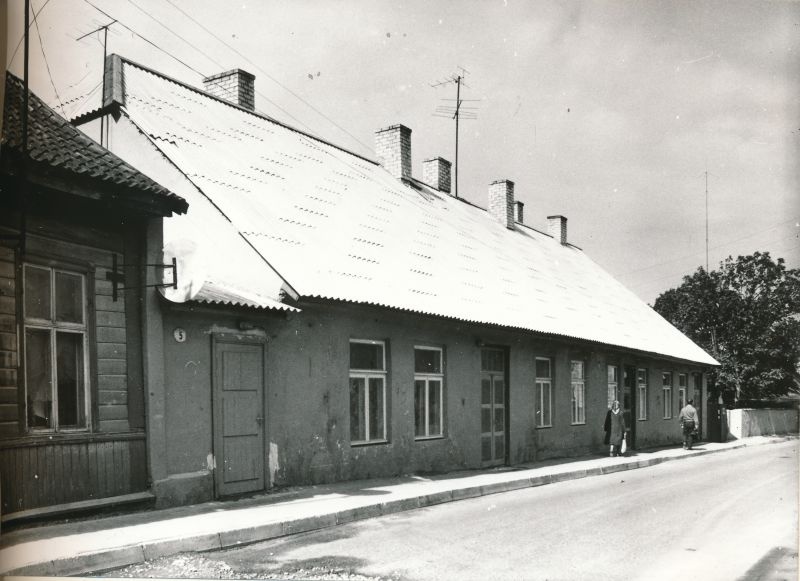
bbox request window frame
[414,345,444,440]
[662,372,673,419]
[535,357,553,428]
[607,364,619,408]
[570,360,586,425]
[23,263,91,433]
[637,368,648,421]
[678,373,687,410]
[349,339,388,445]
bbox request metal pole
[22,0,30,152]
[100,25,108,146]
[705,170,709,272]
[454,75,461,199]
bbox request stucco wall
[726,408,799,439]
[155,301,710,506]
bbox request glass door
[480,348,507,467]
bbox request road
[108,441,798,580]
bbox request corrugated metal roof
[1,73,187,215]
[191,280,299,312]
[117,58,717,366]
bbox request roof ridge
[111,54,379,168]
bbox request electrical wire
[6,0,53,68]
[160,0,374,156]
[81,0,207,78]
[31,0,66,117]
[120,0,322,138]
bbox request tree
[653,252,800,404]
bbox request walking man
[678,399,699,450]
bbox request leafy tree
[653,252,800,403]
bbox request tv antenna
[76,20,116,146]
[431,66,478,198]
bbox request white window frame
[414,345,444,440]
[23,263,91,432]
[637,368,648,420]
[349,339,387,445]
[678,374,687,409]
[607,365,619,408]
[535,357,552,428]
[570,360,586,425]
[662,372,673,419]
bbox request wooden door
[480,348,508,467]
[213,340,265,497]
[622,366,636,449]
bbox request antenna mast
[77,20,116,146]
[431,67,477,199]
[705,169,709,272]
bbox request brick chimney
[488,180,515,230]
[375,124,412,180]
[422,157,452,194]
[202,69,255,111]
[547,215,568,244]
[515,201,524,224]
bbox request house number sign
[173,328,187,343]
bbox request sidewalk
[0,436,791,576]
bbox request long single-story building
[70,55,717,508]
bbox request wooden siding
[0,243,18,439]
[0,434,147,514]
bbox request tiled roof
[1,72,187,215]
[115,57,717,366]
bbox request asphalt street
[178,440,798,581]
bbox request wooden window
[535,357,552,428]
[662,372,673,419]
[678,373,687,410]
[637,368,648,420]
[23,264,89,431]
[414,346,443,439]
[607,365,619,408]
[570,360,586,424]
[349,339,387,444]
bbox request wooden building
[0,73,187,520]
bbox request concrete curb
[7,437,790,577]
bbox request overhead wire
[160,0,374,156]
[120,0,322,138]
[6,0,53,67]
[30,0,66,117]
[81,0,207,77]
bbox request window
[662,372,673,419]
[678,374,687,410]
[570,360,585,425]
[349,340,387,444]
[24,264,89,431]
[607,365,619,408]
[535,358,552,428]
[637,369,648,420]
[414,346,443,439]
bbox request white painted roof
[117,58,717,366]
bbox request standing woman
[608,400,627,457]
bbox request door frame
[211,333,267,499]
[480,345,510,467]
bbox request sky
[5,0,799,304]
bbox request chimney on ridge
[375,124,412,180]
[547,215,568,244]
[488,180,515,230]
[202,69,256,111]
[515,201,524,224]
[422,157,452,194]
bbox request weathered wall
[727,408,799,439]
[158,300,710,506]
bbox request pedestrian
[678,399,700,450]
[607,400,626,457]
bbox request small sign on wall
[173,328,187,343]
